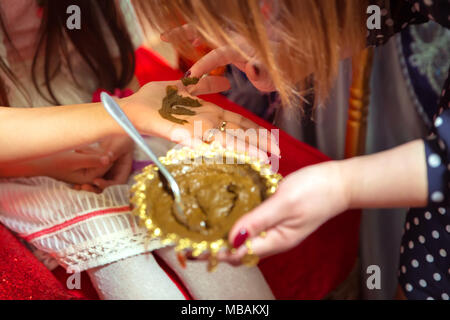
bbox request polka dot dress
[368,0,450,300]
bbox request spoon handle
[100,92,183,207]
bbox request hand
[161,25,276,94]
[124,81,279,157]
[74,136,134,192]
[217,161,350,265]
[19,148,112,185]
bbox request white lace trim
[34,231,169,273]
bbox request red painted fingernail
[233,229,249,248]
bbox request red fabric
[0,47,360,300]
[0,225,73,300]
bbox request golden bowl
[130,142,282,270]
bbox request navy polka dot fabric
[368,0,449,299]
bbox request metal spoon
[100,92,185,218]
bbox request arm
[0,80,267,164]
[343,139,427,209]
[0,103,122,164]
[219,139,428,262]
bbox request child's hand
[74,136,134,192]
[126,81,279,157]
[24,148,113,185]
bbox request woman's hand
[217,161,350,264]
[217,140,428,265]
[124,81,279,157]
[161,25,276,94]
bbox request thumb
[228,193,287,249]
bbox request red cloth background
[0,47,360,300]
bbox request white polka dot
[419,279,427,287]
[400,245,404,254]
[418,235,426,244]
[406,222,411,230]
[409,241,414,249]
[401,22,408,29]
[431,191,444,203]
[446,225,450,233]
[448,268,450,275]
[432,230,440,239]
[434,116,443,127]
[428,154,441,168]
[405,283,413,292]
[427,297,434,300]
[385,18,394,26]
[413,217,420,225]
[425,211,432,220]
[442,89,446,97]
[442,293,449,300]
[424,0,433,6]
[438,207,446,215]
[401,265,406,274]
[381,8,388,16]
[411,259,419,268]
[439,249,447,257]
[433,273,441,281]
[426,254,434,263]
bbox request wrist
[334,159,354,211]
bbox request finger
[227,194,288,249]
[187,76,231,95]
[92,178,114,190]
[189,46,247,78]
[216,119,280,156]
[80,184,102,194]
[69,153,111,169]
[203,127,268,162]
[74,145,104,155]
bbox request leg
[155,247,275,300]
[87,252,185,300]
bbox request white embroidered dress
[0,0,170,273]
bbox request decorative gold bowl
[130,142,282,270]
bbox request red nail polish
[233,229,249,248]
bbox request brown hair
[134,0,367,106]
[0,0,136,106]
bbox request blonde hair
[134,0,367,107]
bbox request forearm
[340,139,428,209]
[0,103,124,163]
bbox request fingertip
[100,156,110,166]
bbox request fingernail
[184,71,191,78]
[253,65,260,76]
[233,229,249,248]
